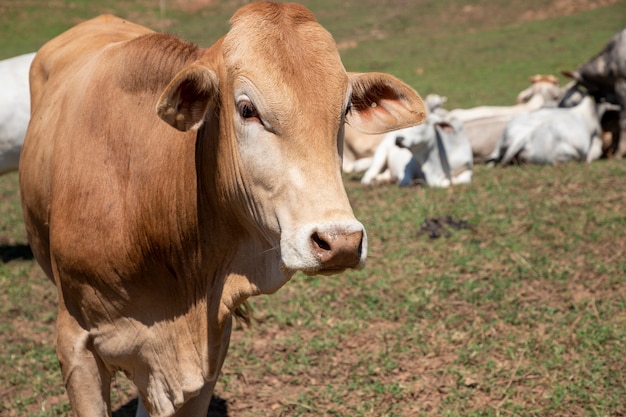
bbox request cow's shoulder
[35,14,152,65]
[30,15,153,107]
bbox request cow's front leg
[613,79,626,158]
[57,304,112,417]
[134,315,233,417]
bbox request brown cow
[20,3,426,416]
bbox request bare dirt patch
[518,0,620,22]
[453,0,620,26]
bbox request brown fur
[117,33,203,93]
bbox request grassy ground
[1,0,625,416]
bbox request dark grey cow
[562,28,626,157]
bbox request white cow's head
[517,74,561,104]
[393,114,455,159]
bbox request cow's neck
[198,221,289,327]
[194,141,286,326]
[571,97,598,132]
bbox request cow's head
[560,70,619,106]
[156,2,426,293]
[395,114,464,158]
[516,74,561,104]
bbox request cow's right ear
[157,63,219,132]
[346,72,427,135]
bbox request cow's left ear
[346,72,427,135]
[157,63,219,132]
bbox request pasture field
[1,0,625,416]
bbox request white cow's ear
[346,72,427,135]
[435,121,456,133]
[157,63,219,132]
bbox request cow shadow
[0,243,34,263]
[113,396,230,417]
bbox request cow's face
[516,78,561,104]
[395,119,435,158]
[561,69,618,105]
[157,2,426,292]
[219,3,366,282]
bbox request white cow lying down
[447,75,562,163]
[447,75,560,121]
[0,52,35,174]
[488,94,604,165]
[361,113,473,187]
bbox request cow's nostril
[311,232,332,251]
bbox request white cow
[0,52,35,174]
[447,75,562,163]
[488,94,604,165]
[449,75,561,121]
[361,113,473,187]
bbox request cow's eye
[237,100,259,121]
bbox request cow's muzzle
[311,229,364,274]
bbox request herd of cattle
[0,3,624,416]
[342,27,626,187]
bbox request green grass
[1,1,626,416]
[221,160,626,416]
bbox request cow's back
[29,15,151,110]
[0,52,34,174]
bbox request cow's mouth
[303,267,347,277]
